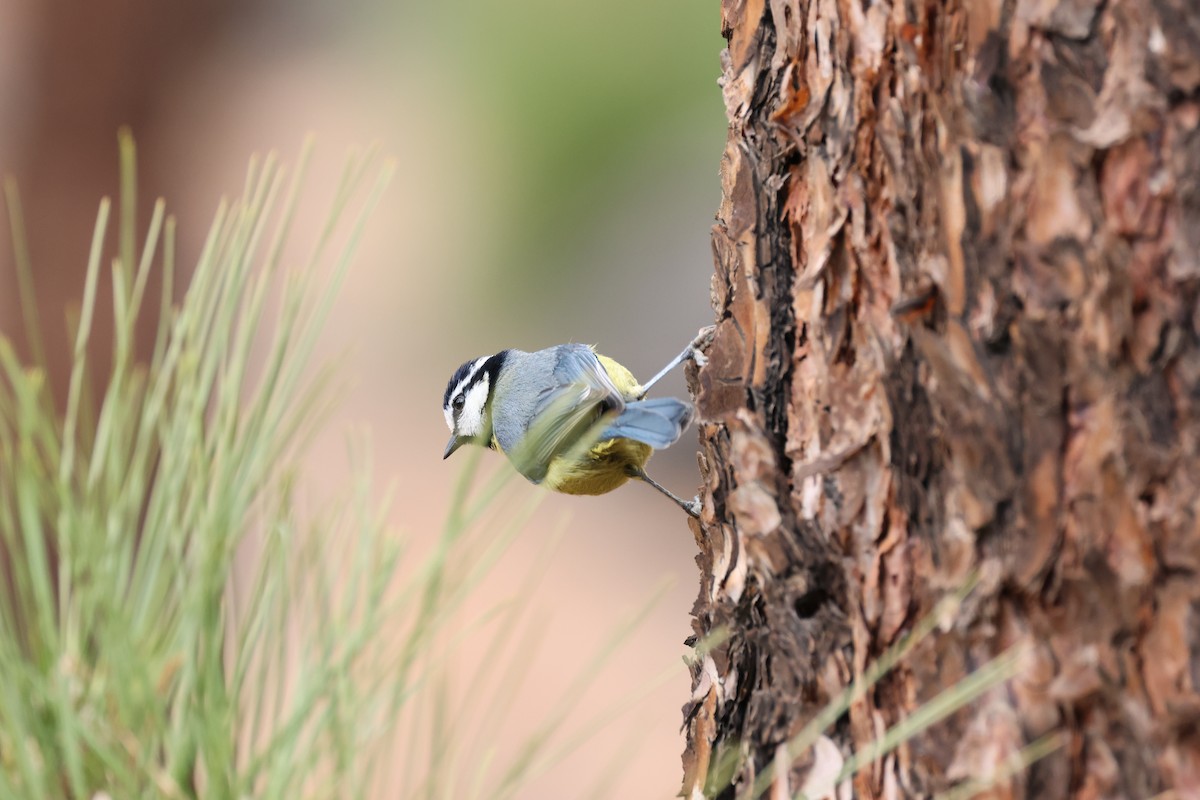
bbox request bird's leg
[637,326,714,399]
[637,348,692,398]
[628,466,700,519]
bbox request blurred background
[0,1,724,796]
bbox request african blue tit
[442,342,700,516]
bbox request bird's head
[442,351,506,458]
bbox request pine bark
[683,0,1200,796]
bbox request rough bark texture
[683,0,1200,796]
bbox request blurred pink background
[0,2,725,796]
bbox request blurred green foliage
[447,0,723,229]
[374,0,726,315]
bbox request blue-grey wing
[515,346,624,483]
[549,345,623,399]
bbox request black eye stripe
[444,350,509,411]
[444,358,484,408]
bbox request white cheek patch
[443,405,455,432]
[457,380,490,438]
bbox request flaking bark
[684,0,1200,796]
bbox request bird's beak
[444,434,466,459]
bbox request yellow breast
[542,437,653,495]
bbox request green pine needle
[1,132,671,800]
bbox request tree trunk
[683,0,1200,796]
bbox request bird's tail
[602,397,694,449]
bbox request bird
[442,340,702,516]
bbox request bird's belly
[541,438,652,496]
